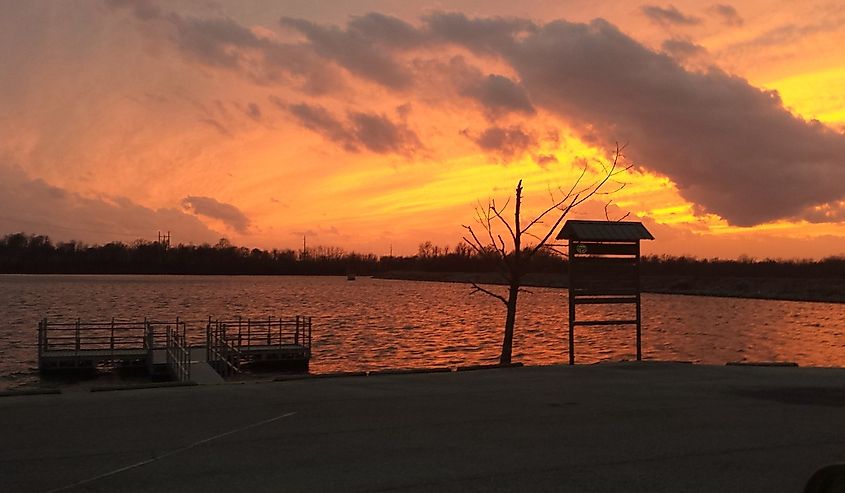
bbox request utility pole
[157,231,171,249]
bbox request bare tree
[462,144,631,365]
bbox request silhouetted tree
[462,145,630,365]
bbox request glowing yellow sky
[1,1,844,259]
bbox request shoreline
[10,358,844,395]
[3,271,843,304]
[375,270,845,304]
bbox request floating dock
[37,316,312,384]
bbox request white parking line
[48,411,297,492]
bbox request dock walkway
[189,347,224,385]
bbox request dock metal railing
[206,321,241,377]
[144,318,212,348]
[37,318,151,370]
[165,322,191,382]
[221,316,312,351]
[38,318,151,352]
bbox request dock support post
[567,242,575,365]
[206,316,211,368]
[277,316,282,348]
[37,319,44,369]
[635,243,642,361]
[75,318,81,368]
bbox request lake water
[1,274,844,389]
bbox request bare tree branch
[470,282,508,305]
[596,181,628,195]
[461,225,486,254]
[527,144,628,258]
[490,202,517,242]
[524,231,544,243]
[522,165,588,235]
[604,200,632,222]
[483,204,502,258]
[497,234,507,257]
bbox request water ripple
[1,275,844,388]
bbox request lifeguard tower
[557,220,654,364]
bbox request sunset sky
[2,1,845,259]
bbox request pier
[37,316,312,383]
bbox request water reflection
[1,275,844,389]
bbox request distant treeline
[0,234,552,275]
[1,233,844,279]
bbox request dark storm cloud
[661,38,707,60]
[181,196,251,233]
[280,16,415,89]
[167,15,341,91]
[461,74,535,116]
[640,5,702,26]
[260,44,345,94]
[348,112,423,156]
[245,102,261,121]
[412,56,534,118]
[286,102,358,151]
[424,12,537,55]
[482,17,845,225]
[369,12,845,226]
[284,102,422,156]
[708,4,743,26]
[169,15,264,68]
[346,12,426,48]
[108,1,262,68]
[281,12,537,98]
[465,125,538,160]
[106,1,341,93]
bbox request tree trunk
[500,281,519,365]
